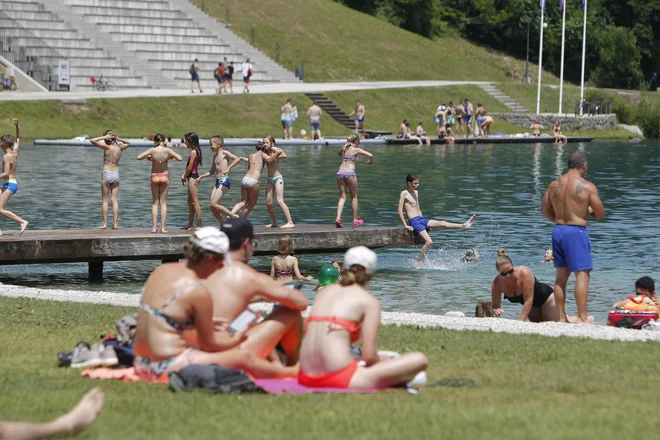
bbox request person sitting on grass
[270,235,314,283]
[298,246,428,388]
[133,227,299,383]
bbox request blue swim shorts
[464,115,472,124]
[355,116,364,123]
[191,72,200,82]
[281,119,292,128]
[215,176,231,189]
[409,216,429,234]
[552,225,593,272]
[310,120,320,131]
[477,117,485,125]
[2,181,18,194]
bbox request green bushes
[635,98,660,138]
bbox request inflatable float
[608,294,659,329]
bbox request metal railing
[485,98,613,116]
[0,11,69,91]
[193,0,305,81]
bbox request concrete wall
[0,56,48,92]
[490,113,617,131]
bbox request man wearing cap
[202,218,308,365]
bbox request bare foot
[19,221,28,235]
[58,387,105,436]
[151,228,157,233]
[281,222,295,229]
[264,223,279,228]
[567,316,595,325]
[97,224,107,230]
[230,213,240,218]
[0,229,3,236]
[112,224,119,229]
[463,214,477,230]
[181,226,193,231]
[161,228,169,234]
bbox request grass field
[1,296,659,439]
[189,0,561,85]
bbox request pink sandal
[335,218,344,228]
[353,219,364,227]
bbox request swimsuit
[298,316,362,388]
[310,120,320,130]
[552,225,593,272]
[186,155,199,180]
[2,178,18,194]
[276,269,293,276]
[241,176,259,188]
[215,176,231,189]
[503,278,553,308]
[102,171,120,185]
[336,170,356,181]
[477,116,486,125]
[409,216,429,234]
[151,173,169,185]
[268,175,283,185]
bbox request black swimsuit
[504,278,553,308]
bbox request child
[445,124,455,145]
[270,235,314,283]
[335,134,373,228]
[262,135,294,228]
[231,142,283,219]
[90,130,131,229]
[181,132,203,230]
[136,133,182,233]
[0,118,28,235]
[397,173,476,263]
[195,135,246,224]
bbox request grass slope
[191,0,561,85]
[1,296,659,440]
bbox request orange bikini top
[305,315,361,343]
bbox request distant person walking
[214,62,225,94]
[224,61,235,93]
[242,58,252,94]
[281,99,294,140]
[541,151,606,324]
[0,118,28,235]
[307,102,323,140]
[190,58,202,93]
[348,100,365,135]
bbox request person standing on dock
[475,103,486,137]
[307,102,323,140]
[348,100,365,135]
[195,135,246,224]
[335,134,373,228]
[90,130,131,229]
[542,151,605,324]
[0,118,28,236]
[281,99,294,140]
[464,98,474,137]
[182,132,204,230]
[263,136,295,228]
[397,173,476,263]
[231,142,283,219]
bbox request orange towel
[81,367,169,385]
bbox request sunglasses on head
[500,268,514,277]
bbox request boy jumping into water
[195,135,247,224]
[398,173,476,263]
[0,118,28,236]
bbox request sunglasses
[500,268,514,277]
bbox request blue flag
[540,0,546,8]
[582,0,586,12]
[560,0,565,11]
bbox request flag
[560,0,565,11]
[582,0,586,12]
[540,0,546,8]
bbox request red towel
[81,367,168,385]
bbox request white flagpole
[579,0,588,116]
[536,2,546,115]
[558,1,567,114]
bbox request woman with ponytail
[182,132,203,230]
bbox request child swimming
[270,235,314,283]
[335,134,373,228]
[0,118,28,235]
[90,130,131,229]
[182,132,203,230]
[136,133,183,233]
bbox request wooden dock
[0,225,416,279]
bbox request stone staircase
[305,93,353,131]
[479,83,527,113]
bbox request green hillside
[191,0,560,84]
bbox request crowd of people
[189,57,253,94]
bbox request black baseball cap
[220,218,254,240]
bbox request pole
[526,19,530,83]
[558,1,567,114]
[579,0,588,116]
[536,4,545,115]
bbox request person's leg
[231,185,248,215]
[417,230,433,262]
[346,175,359,223]
[239,305,303,365]
[335,178,347,224]
[110,182,119,229]
[99,176,109,229]
[540,294,560,322]
[160,184,169,233]
[184,184,194,229]
[210,185,233,223]
[427,213,475,230]
[349,352,428,388]
[178,347,297,378]
[150,183,159,233]
[188,179,202,228]
[0,188,28,234]
[242,184,260,218]
[275,179,294,228]
[553,267,571,323]
[191,80,194,92]
[527,307,543,323]
[265,181,278,227]
[354,120,359,134]
[197,79,202,93]
[574,270,591,323]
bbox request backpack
[247,68,252,78]
[169,364,262,394]
[214,67,224,79]
[189,64,195,75]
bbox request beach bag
[247,68,252,78]
[169,364,261,394]
[189,64,195,75]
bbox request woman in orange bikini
[137,133,182,233]
[182,132,203,230]
[270,235,314,283]
[298,246,428,389]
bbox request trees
[590,26,644,89]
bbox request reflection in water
[1,142,659,324]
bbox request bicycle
[90,75,116,92]
[575,98,601,116]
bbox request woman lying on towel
[133,227,298,383]
[298,246,428,388]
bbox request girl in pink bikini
[182,132,203,230]
[136,134,183,233]
[298,246,428,389]
[335,134,373,228]
[270,235,314,283]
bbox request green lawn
[190,0,561,85]
[1,296,658,439]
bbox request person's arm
[136,148,153,160]
[252,271,308,311]
[588,184,606,219]
[356,148,373,165]
[0,156,9,180]
[397,191,413,231]
[224,152,242,173]
[262,149,283,164]
[360,297,381,366]
[12,118,20,151]
[293,257,313,281]
[491,279,503,317]
[193,288,246,352]
[89,135,111,150]
[182,150,195,182]
[270,257,276,279]
[273,147,287,160]
[519,271,535,321]
[167,148,183,162]
[116,136,131,150]
[541,182,556,222]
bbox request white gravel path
[2,283,659,343]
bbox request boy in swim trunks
[475,103,486,136]
[195,135,247,224]
[398,173,476,263]
[0,118,28,235]
[348,100,365,135]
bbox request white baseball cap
[343,246,377,275]
[189,227,229,255]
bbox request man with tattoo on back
[541,152,605,324]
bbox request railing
[485,98,613,116]
[192,0,305,81]
[0,11,69,91]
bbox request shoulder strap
[159,282,202,311]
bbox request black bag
[169,364,261,394]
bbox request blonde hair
[339,265,371,286]
[277,235,294,255]
[495,248,513,271]
[183,242,224,263]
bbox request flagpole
[536,2,545,115]
[558,0,567,114]
[579,0,588,116]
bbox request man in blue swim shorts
[398,173,476,264]
[348,100,365,135]
[542,151,605,324]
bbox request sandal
[335,218,344,228]
[353,219,364,227]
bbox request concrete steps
[479,84,528,113]
[305,93,354,130]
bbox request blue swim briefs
[409,216,429,234]
[2,181,18,194]
[552,224,593,272]
[215,176,231,189]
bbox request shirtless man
[281,99,294,140]
[90,130,131,229]
[475,104,487,136]
[530,120,544,136]
[307,103,323,140]
[0,118,28,235]
[348,100,365,135]
[195,135,246,224]
[398,173,476,263]
[542,151,605,324]
[262,136,294,228]
[196,218,308,365]
[415,121,431,146]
